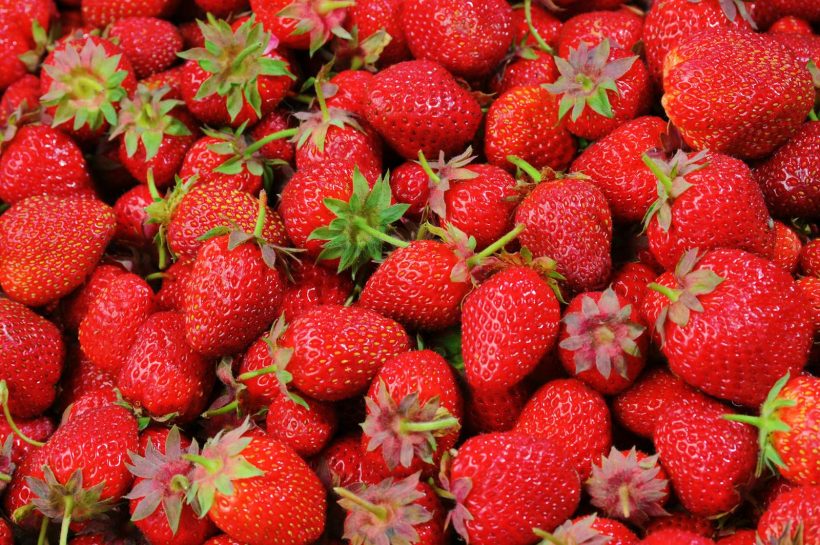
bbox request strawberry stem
[0,381,45,447]
[506,155,542,183]
[318,0,355,14]
[400,416,460,433]
[533,528,562,545]
[333,487,389,520]
[254,190,268,239]
[351,217,410,248]
[314,76,331,123]
[231,41,263,72]
[58,495,73,545]
[238,364,279,381]
[169,474,190,493]
[647,282,680,303]
[523,0,555,54]
[466,224,525,266]
[641,154,673,194]
[184,454,223,474]
[619,484,632,519]
[245,128,298,155]
[146,169,162,201]
[417,151,441,185]
[201,400,239,418]
[36,517,48,545]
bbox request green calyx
[344,26,393,71]
[109,84,191,160]
[145,171,199,269]
[41,38,130,131]
[544,39,637,122]
[18,20,52,73]
[724,372,797,478]
[206,123,294,178]
[641,150,709,233]
[0,380,46,448]
[308,168,410,276]
[178,15,295,121]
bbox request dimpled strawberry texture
[758,485,820,544]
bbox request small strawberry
[108,17,183,79]
[324,69,374,118]
[265,392,338,457]
[768,16,814,34]
[757,485,820,544]
[80,0,178,28]
[801,239,820,277]
[314,433,376,489]
[55,344,116,413]
[491,47,559,95]
[0,414,54,464]
[345,0,410,66]
[252,0,351,55]
[280,258,353,322]
[113,184,158,249]
[610,262,658,308]
[0,22,32,92]
[155,257,194,312]
[558,8,643,58]
[0,74,41,122]
[797,276,820,334]
[772,222,802,274]
[249,109,296,165]
[194,0,249,17]
[465,383,529,434]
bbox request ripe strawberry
[78,272,157,375]
[642,150,775,270]
[465,383,529,434]
[754,121,819,219]
[0,0,55,40]
[587,448,670,526]
[109,17,183,79]
[768,32,820,68]
[484,85,576,173]
[55,344,116,413]
[336,472,444,545]
[178,16,294,127]
[642,249,813,407]
[203,537,246,545]
[558,8,643,58]
[141,65,185,99]
[0,414,54,464]
[361,350,462,479]
[644,512,714,538]
[364,60,482,160]
[61,264,126,330]
[441,432,581,545]
[662,28,814,159]
[265,392,338,457]
[515,170,613,293]
[491,47,559,95]
[654,397,758,517]
[113,184,159,249]
[570,116,667,224]
[0,22,32,92]
[772,222,802,274]
[251,0,350,54]
[183,195,286,357]
[510,3,562,50]
[40,35,137,141]
[753,0,820,28]
[545,40,650,140]
[250,109,296,165]
[0,74,41,122]
[535,515,639,545]
[346,0,409,66]
[797,276,820,333]
[768,16,813,34]
[0,520,9,545]
[515,378,612,480]
[462,265,561,392]
[314,433,377,489]
[185,423,327,545]
[324,69,374,118]
[281,304,410,401]
[0,194,115,306]
[81,0,178,28]
[401,0,513,78]
[610,262,658,308]
[640,529,715,545]
[194,0,249,16]
[715,530,756,545]
[0,122,94,204]
[757,485,820,544]
[155,257,194,312]
[125,427,216,545]
[801,239,820,277]
[613,367,706,439]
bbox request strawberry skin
[0,194,116,306]
[280,259,353,323]
[81,0,178,27]
[265,393,338,457]
[346,0,410,66]
[758,485,820,544]
[558,8,643,58]
[108,16,183,79]
[640,529,716,545]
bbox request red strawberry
[55,344,116,413]
[801,239,820,277]
[155,257,194,312]
[772,221,802,274]
[113,184,159,249]
[0,22,31,92]
[280,259,353,323]
[0,74,41,122]
[78,272,157,375]
[515,378,612,480]
[141,65,185,99]
[654,397,758,517]
[757,485,820,544]
[535,515,639,545]
[798,276,820,334]
[364,60,482,160]
[0,0,55,40]
[314,433,376,489]
[281,304,410,401]
[642,150,775,270]
[346,0,410,66]
[610,262,658,308]
[768,16,814,34]
[265,392,338,457]
[0,414,54,464]
[250,108,296,165]
[0,194,115,306]
[0,520,10,545]
[510,3,561,50]
[558,8,643,58]
[178,16,294,127]
[644,512,714,538]
[641,249,812,406]
[640,529,715,545]
[715,530,756,545]
[62,263,127,332]
[465,383,529,434]
[234,318,297,410]
[662,28,814,159]
[755,121,819,219]
[324,69,374,118]
[441,432,581,545]
[251,0,350,54]
[109,17,183,79]
[491,48,559,95]
[401,0,513,78]
[484,85,576,173]
[80,0,178,28]
[185,423,327,545]
[462,265,561,392]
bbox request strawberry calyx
[308,168,410,276]
[534,515,611,545]
[109,84,192,161]
[277,0,354,56]
[184,420,264,517]
[178,15,294,122]
[124,427,197,535]
[423,222,478,284]
[18,20,53,73]
[475,246,566,302]
[362,380,460,471]
[41,38,130,131]
[207,123,294,177]
[334,26,392,71]
[0,436,16,493]
[417,147,480,220]
[757,522,804,545]
[145,171,199,269]
[586,447,669,525]
[559,287,645,381]
[544,39,637,122]
[1,106,37,149]
[687,0,756,28]
[113,389,179,431]
[641,150,709,232]
[335,472,433,545]
[202,358,250,420]
[647,249,724,345]
[506,155,590,199]
[724,372,798,478]
[437,451,474,541]
[0,380,46,448]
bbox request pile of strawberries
[1,0,819,544]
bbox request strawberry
[754,121,819,219]
[40,35,137,141]
[108,17,183,79]
[0,74,41,122]
[155,257,194,312]
[182,193,286,357]
[0,520,9,545]
[545,40,650,140]
[515,169,613,293]
[753,0,820,29]
[715,530,756,545]
[662,28,814,160]
[314,433,377,489]
[587,448,670,526]
[798,276,820,333]
[0,194,115,306]
[515,378,612,480]
[465,383,529,434]
[251,0,351,54]
[610,262,658,308]
[462,265,561,392]
[801,239,820,277]
[0,0,55,40]
[125,427,216,545]
[55,344,116,413]
[644,512,714,538]
[178,16,294,127]
[250,109,296,165]
[118,311,216,423]
[570,116,667,224]
[654,396,758,517]
[640,529,715,545]
[185,422,327,545]
[510,3,561,50]
[324,69,374,118]
[265,392,338,457]
[280,259,353,322]
[361,350,462,479]
[768,16,814,34]
[772,222,802,274]
[535,515,639,545]
[491,48,559,95]
[281,304,410,401]
[401,0,513,78]
[346,0,409,66]
[557,8,643,58]
[194,0,249,16]
[141,65,185,99]
[441,432,581,545]
[80,0,178,28]
[335,473,444,545]
[0,22,32,92]
[642,150,775,270]
[78,272,157,375]
[364,60,482,160]
[757,485,820,544]
[61,263,127,331]
[0,414,54,464]
[113,184,159,248]
[0,122,94,204]
[484,85,576,173]
[641,249,813,407]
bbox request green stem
[523,0,554,54]
[0,382,45,447]
[37,516,48,545]
[333,487,389,520]
[506,155,542,183]
[169,474,190,494]
[183,454,223,474]
[231,41,263,71]
[400,417,459,434]
[647,282,680,303]
[467,224,525,266]
[315,76,330,123]
[12,503,35,524]
[59,495,73,545]
[0,473,11,482]
[201,400,239,418]
[318,0,355,14]
[642,154,673,194]
[428,477,455,500]
[145,272,167,281]
[146,169,161,201]
[417,151,441,184]
[723,413,761,425]
[619,484,632,519]
[533,528,562,545]
[352,217,410,248]
[809,110,818,121]
[237,364,279,382]
[245,128,298,155]
[254,190,267,239]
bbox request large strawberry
[81,0,178,28]
[345,0,409,66]
[662,28,814,159]
[641,249,813,407]
[757,485,820,544]
[0,194,115,306]
[440,432,580,545]
[108,16,183,79]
